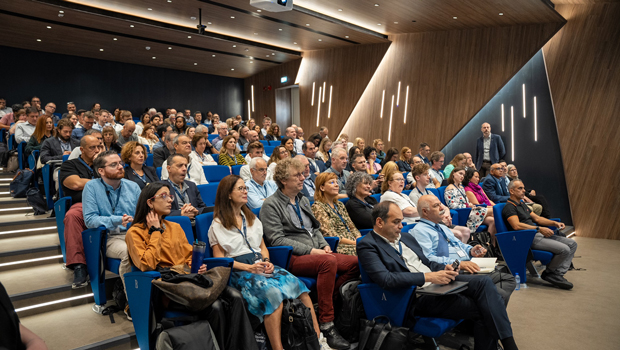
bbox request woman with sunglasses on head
[125,182,259,350]
[209,175,320,350]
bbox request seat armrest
[267,246,293,270]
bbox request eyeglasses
[291,172,304,179]
[235,186,248,192]
[392,178,405,182]
[151,193,173,201]
[105,162,125,168]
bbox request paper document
[471,257,497,274]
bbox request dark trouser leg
[526,193,551,218]
[289,254,338,323]
[203,286,258,350]
[489,270,516,306]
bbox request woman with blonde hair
[316,137,332,163]
[266,145,289,181]
[397,147,413,173]
[311,173,361,256]
[443,153,467,179]
[380,169,419,224]
[354,137,365,150]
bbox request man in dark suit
[475,123,506,177]
[295,155,316,200]
[303,141,326,174]
[481,163,510,203]
[357,201,519,350]
[40,118,80,164]
[153,131,178,168]
[161,154,207,217]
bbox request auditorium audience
[8,108,27,136]
[152,123,172,150]
[285,127,303,154]
[101,126,122,153]
[15,107,39,144]
[415,142,431,165]
[153,131,177,168]
[463,168,495,206]
[397,147,413,173]
[280,136,297,157]
[237,126,249,150]
[294,155,316,200]
[261,157,359,350]
[218,135,247,167]
[318,125,329,141]
[39,118,78,164]
[349,153,368,173]
[316,137,332,164]
[189,133,217,166]
[117,121,138,146]
[312,173,361,256]
[503,180,577,290]
[380,170,419,224]
[356,201,520,350]
[161,154,207,217]
[265,123,282,142]
[445,167,496,235]
[324,147,349,198]
[0,103,20,130]
[464,152,476,170]
[443,153,466,179]
[173,115,187,134]
[379,147,399,168]
[482,163,510,203]
[429,151,446,186]
[267,145,289,181]
[208,175,319,350]
[241,141,270,181]
[407,160,439,189]
[212,123,229,150]
[364,146,382,174]
[122,141,159,189]
[125,182,258,350]
[137,123,159,149]
[59,135,102,288]
[161,135,209,185]
[372,139,385,162]
[344,172,378,230]
[135,112,150,135]
[246,157,278,210]
[303,140,324,174]
[506,164,550,218]
[476,122,506,177]
[71,112,96,143]
[42,102,58,124]
[24,114,53,158]
[68,129,102,160]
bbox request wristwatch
[148,226,164,235]
[263,257,270,263]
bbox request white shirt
[68,147,82,160]
[240,158,273,183]
[244,153,270,164]
[375,233,432,287]
[161,158,209,185]
[380,190,420,225]
[429,168,444,185]
[208,214,264,258]
[190,151,217,166]
[15,122,36,144]
[294,139,304,154]
[266,162,277,181]
[134,124,143,137]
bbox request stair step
[0,214,55,231]
[0,197,30,209]
[19,303,136,350]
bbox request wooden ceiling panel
[294,0,565,34]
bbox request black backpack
[10,169,34,198]
[281,299,320,350]
[469,231,503,259]
[334,278,366,343]
[26,188,48,215]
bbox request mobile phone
[451,260,460,271]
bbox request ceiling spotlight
[271,53,275,55]
[278,28,282,31]
[194,63,198,65]
[46,26,52,29]
[499,13,504,15]
[36,39,41,42]
[318,39,322,41]
[113,38,117,41]
[250,61,254,63]
[168,46,172,49]
[152,56,156,59]
[231,68,234,71]
[374,3,379,6]
[254,32,258,35]
[168,0,172,2]
[293,42,297,44]
[257,10,262,12]
[377,23,381,25]
[191,16,196,20]
[58,13,63,17]
[453,16,457,19]
[305,23,310,26]
[394,22,398,24]
[266,55,270,57]
[249,56,253,59]
[130,25,135,28]
[245,48,249,51]
[187,35,192,38]
[338,9,343,11]
[297,47,301,50]
[345,35,349,38]
[59,10,64,13]
[100,49,104,51]
[212,54,216,57]
[230,16,235,19]
[148,8,152,11]
[207,22,212,25]
[145,46,151,50]
[232,45,237,47]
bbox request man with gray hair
[246,157,278,209]
[117,120,138,146]
[195,124,209,135]
[238,126,250,151]
[325,147,349,198]
[153,131,178,168]
[295,155,316,200]
[286,126,304,154]
[161,134,208,185]
[213,122,229,151]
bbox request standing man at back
[475,123,505,177]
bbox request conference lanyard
[229,154,238,165]
[432,169,444,180]
[329,204,350,233]
[455,185,467,200]
[132,169,148,184]
[290,198,305,229]
[416,187,429,196]
[168,180,187,205]
[78,157,95,179]
[388,190,415,207]
[101,179,122,214]
[236,216,260,262]
[356,197,374,209]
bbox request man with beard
[39,118,79,163]
[82,150,142,319]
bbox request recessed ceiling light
[130,25,134,28]
[499,13,504,16]
[297,47,301,50]
[167,0,172,2]
[271,53,275,55]
[46,26,51,29]
[232,45,237,47]
[374,3,379,6]
[168,46,172,49]
[278,28,282,31]
[318,39,322,41]
[190,16,196,20]
[194,63,198,65]
[152,56,156,59]
[58,13,63,17]
[250,61,253,64]
[36,39,41,42]
[187,35,192,38]
[212,54,216,57]
[257,9,261,12]
[148,8,152,11]
[306,23,310,26]
[145,46,150,50]
[453,16,457,19]
[230,16,235,19]
[245,48,249,51]
[394,22,398,24]
[249,56,253,59]
[377,23,381,25]
[231,68,234,71]
[113,38,117,41]
[207,22,212,25]
[293,42,297,44]
[266,55,270,57]
[59,10,64,13]
[338,9,343,11]
[345,35,349,38]
[100,49,104,51]
[254,32,258,35]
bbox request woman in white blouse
[189,134,217,165]
[380,169,419,225]
[137,123,159,150]
[209,175,320,350]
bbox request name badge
[456,249,467,258]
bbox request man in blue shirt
[82,150,141,318]
[412,195,516,305]
[71,111,95,142]
[246,157,278,209]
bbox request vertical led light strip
[327,85,333,119]
[534,96,538,141]
[322,82,326,102]
[501,104,505,132]
[311,82,315,106]
[522,84,526,118]
[388,95,395,142]
[396,81,401,106]
[379,90,385,119]
[403,86,409,124]
[247,100,251,120]
[511,106,515,161]
[316,86,322,126]
[251,85,255,112]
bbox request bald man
[117,120,138,146]
[475,122,505,177]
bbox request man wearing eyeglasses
[82,150,142,310]
[482,163,511,203]
[247,157,278,209]
[212,123,229,151]
[161,154,206,217]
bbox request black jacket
[153,147,171,168]
[162,180,207,216]
[40,137,80,164]
[124,166,160,189]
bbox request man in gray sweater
[260,158,358,350]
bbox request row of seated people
[61,144,525,350]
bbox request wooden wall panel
[243,59,302,124]
[542,2,620,240]
[339,22,563,152]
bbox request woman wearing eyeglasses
[125,182,259,350]
[380,168,420,225]
[209,175,320,350]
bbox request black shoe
[72,264,89,289]
[541,271,573,290]
[322,325,350,350]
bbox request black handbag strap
[358,319,376,350]
[359,316,394,350]
[372,325,391,350]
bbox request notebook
[471,257,498,274]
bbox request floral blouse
[444,185,471,209]
[311,201,361,256]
